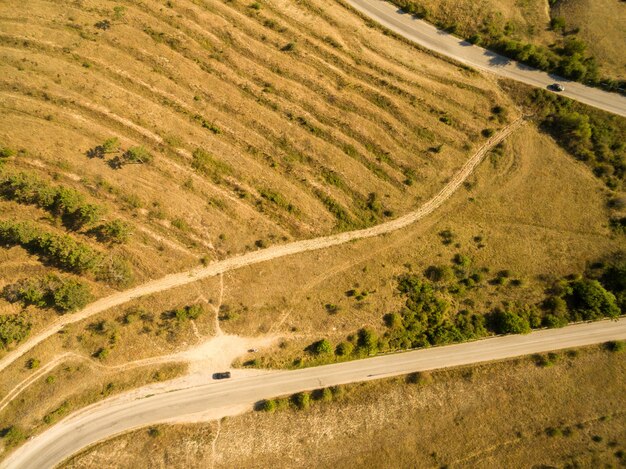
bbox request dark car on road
[548,83,565,92]
[213,371,231,379]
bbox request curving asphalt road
[345,0,626,117]
[3,318,626,469]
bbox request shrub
[172,304,204,321]
[438,230,455,245]
[0,426,26,448]
[291,392,310,410]
[259,399,276,412]
[3,274,92,312]
[0,315,31,349]
[314,387,333,402]
[335,341,354,356]
[191,148,232,182]
[489,309,531,334]
[26,358,40,369]
[92,219,132,243]
[0,144,16,159]
[0,171,105,229]
[52,278,92,312]
[43,401,69,424]
[109,146,153,168]
[0,221,102,273]
[96,256,134,287]
[357,328,378,354]
[93,347,109,360]
[406,371,432,385]
[605,340,625,353]
[550,16,566,32]
[565,279,620,321]
[425,265,454,283]
[307,338,332,355]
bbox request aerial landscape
[0,0,624,467]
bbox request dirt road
[0,119,523,374]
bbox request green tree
[52,279,92,312]
[308,338,332,355]
[357,328,378,354]
[291,392,310,410]
[565,279,620,320]
[490,309,531,334]
[0,315,30,350]
[335,341,354,356]
[94,219,132,243]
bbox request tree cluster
[0,171,105,230]
[2,274,92,313]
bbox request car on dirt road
[213,371,231,379]
[548,83,565,92]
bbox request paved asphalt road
[346,0,626,117]
[3,318,626,469]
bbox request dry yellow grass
[0,0,624,456]
[0,0,516,362]
[217,122,621,366]
[62,345,626,468]
[553,0,626,79]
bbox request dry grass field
[0,0,624,464]
[63,345,626,468]
[218,122,622,366]
[0,0,516,357]
[552,0,626,79]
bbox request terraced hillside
[0,0,624,465]
[0,0,515,349]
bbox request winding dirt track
[0,119,524,375]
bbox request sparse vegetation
[3,274,92,313]
[0,171,105,229]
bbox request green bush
[291,392,310,410]
[335,341,354,356]
[3,274,92,312]
[0,315,30,350]
[92,219,132,243]
[0,171,105,229]
[565,279,620,321]
[0,221,102,273]
[93,347,109,360]
[109,146,153,168]
[605,340,625,353]
[26,358,40,369]
[172,304,204,321]
[307,338,333,355]
[489,309,531,334]
[52,279,92,312]
[43,401,69,425]
[191,148,232,182]
[259,399,276,412]
[96,255,134,288]
[0,426,26,448]
[356,328,379,354]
